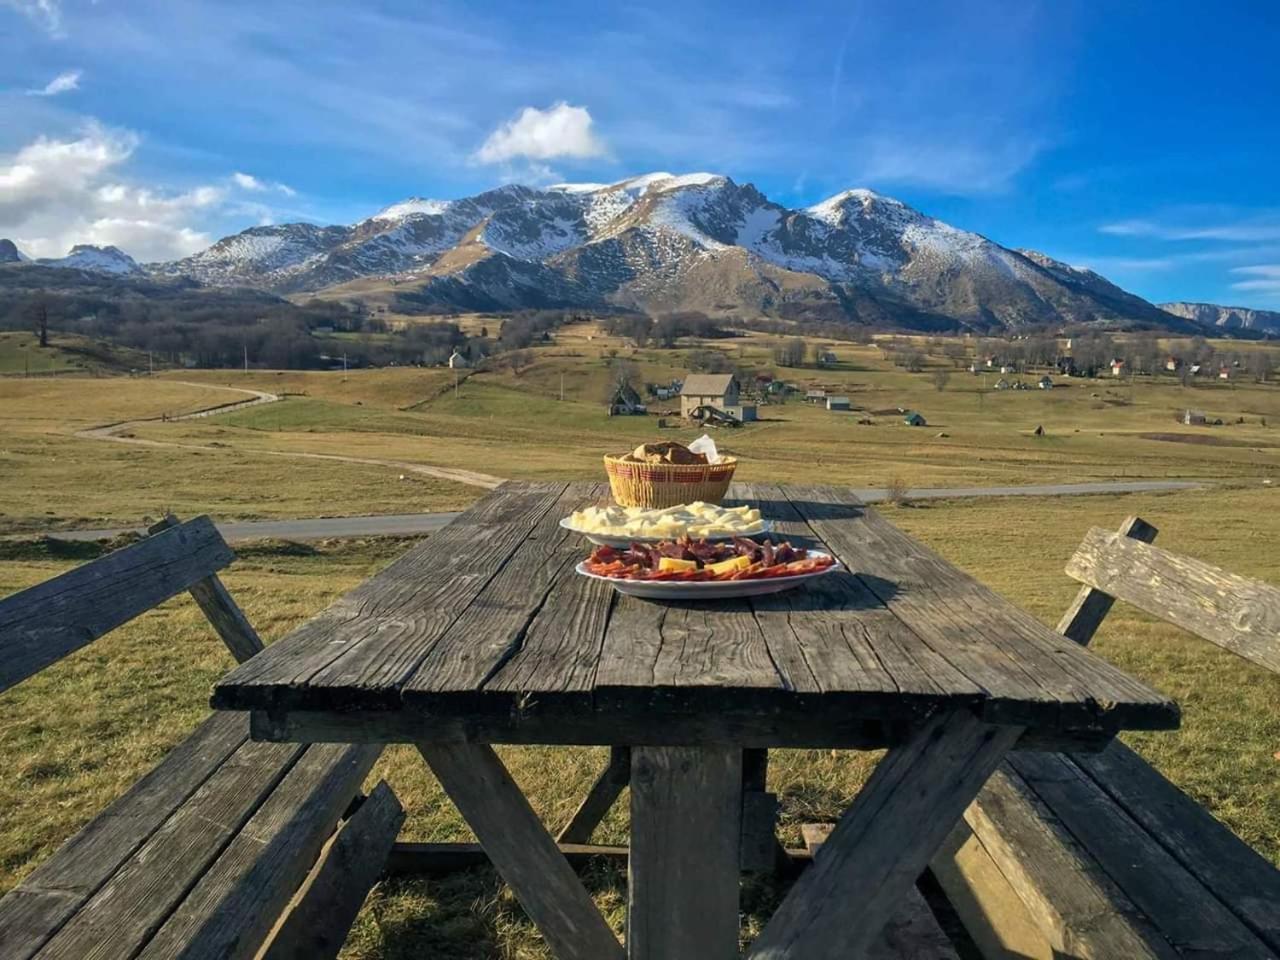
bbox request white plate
[575,551,841,600]
[559,516,773,549]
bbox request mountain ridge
[0,174,1246,334]
[1159,301,1280,335]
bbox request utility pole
[343,351,348,381]
[560,372,565,401]
[243,343,248,373]
[148,350,153,376]
[454,368,460,400]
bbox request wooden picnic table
[213,481,1179,960]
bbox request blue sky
[2,0,1278,307]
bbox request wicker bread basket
[603,454,738,508]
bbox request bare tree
[29,295,49,348]
[1248,351,1274,383]
[932,368,951,392]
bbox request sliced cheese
[706,555,751,576]
[658,557,698,572]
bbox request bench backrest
[1063,517,1280,676]
[0,516,261,694]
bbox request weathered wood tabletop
[212,480,1180,960]
[214,480,1177,748]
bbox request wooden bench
[0,516,403,960]
[932,516,1280,959]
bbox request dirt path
[74,380,505,490]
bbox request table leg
[557,746,630,844]
[746,710,1022,960]
[627,746,743,960]
[740,748,783,873]
[418,743,623,960]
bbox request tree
[773,338,806,368]
[1248,351,1274,383]
[507,349,534,375]
[903,350,925,373]
[932,369,950,392]
[29,295,49,348]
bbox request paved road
[43,479,1202,542]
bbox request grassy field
[1,486,1277,958]
[2,330,1276,533]
[0,330,156,375]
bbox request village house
[1110,359,1126,377]
[804,388,827,403]
[1219,366,1232,380]
[606,383,646,416]
[1165,356,1182,372]
[1000,363,1017,374]
[817,350,838,366]
[903,411,927,427]
[1190,363,1203,376]
[1038,375,1054,390]
[1182,409,1207,425]
[994,378,1011,390]
[679,373,757,422]
[1055,356,1078,376]
[826,396,851,411]
[448,350,470,369]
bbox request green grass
[1,487,1278,957]
[0,331,155,375]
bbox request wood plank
[556,746,630,844]
[33,738,308,960]
[929,822,1054,960]
[1009,750,1277,958]
[596,593,784,698]
[213,482,568,711]
[405,482,607,697]
[386,841,633,876]
[188,575,265,663]
[959,764,1173,959]
[150,514,264,663]
[0,516,233,693]
[257,780,404,960]
[785,485,1178,733]
[1055,516,1158,645]
[743,484,979,715]
[1071,741,1280,952]
[748,710,1021,960]
[627,746,742,960]
[137,744,381,960]
[0,712,250,960]
[802,823,961,960]
[418,742,623,960]
[249,705,1106,753]
[1066,526,1280,673]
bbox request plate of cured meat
[576,537,840,599]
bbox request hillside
[1161,301,1280,335]
[135,174,1202,333]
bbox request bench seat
[0,711,379,960]
[938,742,1280,959]
[933,516,1280,959]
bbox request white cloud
[27,69,81,96]
[1231,265,1280,295]
[0,124,233,261]
[475,102,606,164]
[232,171,264,191]
[1101,218,1280,242]
[3,0,62,34]
[232,171,297,196]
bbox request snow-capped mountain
[0,239,23,264]
[35,174,1203,330]
[1160,301,1280,335]
[34,244,141,275]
